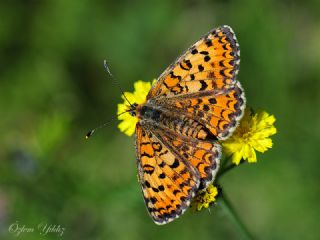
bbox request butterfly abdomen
[138,104,208,140]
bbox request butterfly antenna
[103,60,133,107]
[85,111,129,139]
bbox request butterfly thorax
[135,102,209,140]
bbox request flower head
[191,184,219,211]
[222,108,277,165]
[117,80,153,136]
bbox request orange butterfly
[128,26,245,224]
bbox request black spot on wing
[199,80,208,91]
[145,180,151,188]
[209,98,217,104]
[159,173,166,179]
[170,158,179,168]
[185,60,192,69]
[203,104,209,111]
[180,63,188,70]
[205,39,213,47]
[204,55,211,62]
[191,48,198,54]
[143,164,155,174]
[200,51,209,55]
[198,65,204,72]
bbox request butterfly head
[128,103,162,122]
[128,103,138,116]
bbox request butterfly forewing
[135,123,200,225]
[147,25,240,99]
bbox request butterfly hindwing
[161,81,246,140]
[151,126,221,190]
[135,123,200,225]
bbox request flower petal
[191,184,218,211]
[117,80,152,136]
[222,108,277,165]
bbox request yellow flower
[117,80,153,136]
[191,184,219,211]
[222,108,277,165]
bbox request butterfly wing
[135,123,200,225]
[151,125,221,191]
[135,122,221,224]
[147,25,240,99]
[163,81,245,140]
[147,25,245,140]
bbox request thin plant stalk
[218,193,254,240]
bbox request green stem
[218,193,254,240]
[220,155,232,170]
[217,158,245,178]
[217,163,235,178]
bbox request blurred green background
[1,0,319,239]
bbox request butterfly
[128,25,245,224]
